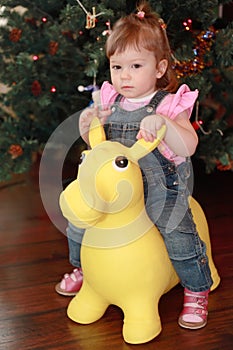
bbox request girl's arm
[137,111,198,157]
[79,106,112,145]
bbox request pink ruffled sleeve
[157,84,199,120]
[100,81,118,109]
[100,82,198,119]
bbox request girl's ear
[156,59,168,79]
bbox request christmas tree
[0,0,232,180]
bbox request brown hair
[106,1,178,92]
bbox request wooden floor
[0,160,233,350]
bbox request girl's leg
[156,208,212,329]
[156,206,213,292]
[55,223,85,296]
[67,222,84,267]
[145,177,212,328]
[143,158,213,329]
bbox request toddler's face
[109,46,165,99]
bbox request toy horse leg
[67,280,109,324]
[122,298,161,344]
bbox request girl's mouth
[121,86,133,89]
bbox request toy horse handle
[90,117,167,161]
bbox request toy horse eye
[113,156,129,171]
[79,153,86,164]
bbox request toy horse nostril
[114,156,128,169]
[79,153,86,164]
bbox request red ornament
[8,144,23,159]
[216,160,233,171]
[31,80,42,96]
[62,30,75,40]
[49,41,59,55]
[9,28,22,42]
[192,120,203,131]
[25,17,37,26]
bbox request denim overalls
[67,91,213,292]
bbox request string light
[183,18,192,31]
[102,20,112,36]
[194,101,211,135]
[50,85,57,93]
[32,55,39,61]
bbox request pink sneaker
[178,288,209,330]
[55,268,83,296]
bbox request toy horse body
[59,118,220,344]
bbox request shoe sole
[55,283,78,296]
[178,317,207,330]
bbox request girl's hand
[98,107,112,125]
[79,106,112,142]
[79,107,97,135]
[137,114,166,142]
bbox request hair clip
[137,11,145,19]
[158,18,167,30]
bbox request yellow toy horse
[59,118,220,344]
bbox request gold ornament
[76,0,104,30]
[86,7,96,29]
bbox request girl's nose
[120,68,130,80]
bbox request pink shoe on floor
[55,268,83,296]
[178,288,209,330]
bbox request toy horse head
[59,117,166,231]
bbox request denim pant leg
[156,204,213,292]
[66,222,85,268]
[143,163,213,292]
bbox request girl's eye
[132,64,141,69]
[112,65,121,70]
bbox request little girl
[56,1,213,330]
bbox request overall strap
[148,90,169,110]
[114,94,123,102]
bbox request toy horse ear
[129,125,166,161]
[89,117,106,148]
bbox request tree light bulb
[50,86,56,93]
[77,85,85,92]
